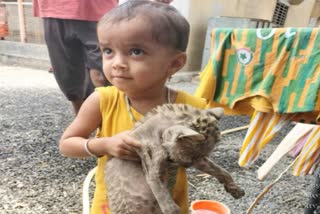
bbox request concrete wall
[207,0,277,20]
[0,41,50,69]
[311,0,320,26]
[285,0,316,27]
[172,0,277,71]
[3,3,44,43]
[311,0,320,17]
[172,0,216,71]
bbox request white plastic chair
[82,167,97,214]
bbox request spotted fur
[104,104,244,214]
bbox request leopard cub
[104,104,245,214]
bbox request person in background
[59,1,206,213]
[0,2,8,40]
[33,0,117,114]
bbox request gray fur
[104,104,244,214]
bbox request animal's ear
[163,125,205,142]
[177,128,205,141]
[207,107,224,120]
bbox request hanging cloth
[292,127,320,176]
[238,111,292,167]
[195,28,320,125]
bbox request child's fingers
[123,135,141,148]
[121,155,140,161]
[127,140,141,148]
[118,148,140,161]
[121,141,137,153]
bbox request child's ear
[168,52,187,76]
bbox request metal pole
[17,0,26,42]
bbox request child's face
[97,17,180,94]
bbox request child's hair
[98,0,190,52]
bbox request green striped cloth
[196,28,320,124]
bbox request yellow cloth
[293,127,320,176]
[239,111,292,167]
[91,86,209,214]
[241,113,320,176]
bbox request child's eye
[130,48,144,56]
[103,48,113,56]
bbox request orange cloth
[0,5,8,38]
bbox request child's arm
[59,92,141,160]
[59,92,105,158]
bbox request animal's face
[161,108,223,166]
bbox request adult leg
[76,21,111,88]
[43,18,93,114]
[71,99,84,115]
[90,68,108,87]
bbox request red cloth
[33,0,117,21]
[0,5,8,37]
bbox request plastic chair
[82,167,97,214]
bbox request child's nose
[112,54,128,70]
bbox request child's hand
[105,131,141,161]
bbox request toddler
[59,1,211,213]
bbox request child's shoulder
[176,90,207,109]
[95,86,124,108]
[95,85,118,94]
[95,86,123,98]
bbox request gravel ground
[0,65,318,214]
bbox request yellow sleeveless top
[91,86,208,214]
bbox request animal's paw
[172,209,180,214]
[162,204,180,214]
[169,204,180,214]
[225,183,245,199]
